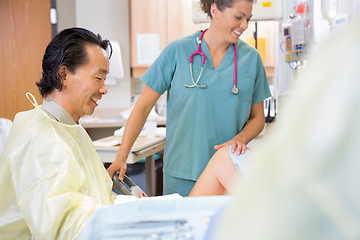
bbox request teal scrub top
[142,31,271,181]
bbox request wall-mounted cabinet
[129,0,209,78]
[129,0,276,79]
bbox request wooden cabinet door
[0,0,52,120]
[129,0,168,77]
[167,0,209,42]
[129,0,209,78]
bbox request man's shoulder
[13,108,51,131]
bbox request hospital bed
[78,195,230,240]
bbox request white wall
[56,0,132,110]
[56,0,76,30]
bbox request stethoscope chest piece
[232,86,239,94]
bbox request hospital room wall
[55,0,359,111]
[56,0,132,110]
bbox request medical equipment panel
[252,0,283,21]
[282,0,314,66]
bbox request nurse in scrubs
[107,0,271,196]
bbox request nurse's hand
[214,137,247,155]
[106,158,127,181]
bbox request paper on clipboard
[136,33,160,65]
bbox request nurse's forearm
[117,104,151,160]
[117,85,161,161]
[108,86,160,179]
[109,105,150,180]
[236,115,265,145]
[236,101,265,144]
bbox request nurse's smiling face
[62,44,109,122]
[211,0,253,43]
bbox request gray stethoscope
[184,29,239,94]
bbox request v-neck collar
[196,31,235,72]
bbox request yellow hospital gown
[0,106,116,240]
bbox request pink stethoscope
[184,29,239,94]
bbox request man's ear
[58,65,68,86]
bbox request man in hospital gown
[0,27,116,239]
[212,14,360,239]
